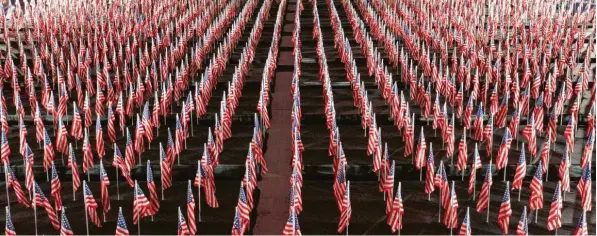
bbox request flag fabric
[425,143,435,194]
[51,161,63,211]
[512,144,527,190]
[476,165,492,213]
[5,206,16,236]
[577,165,592,211]
[60,208,74,236]
[443,183,458,228]
[496,128,513,170]
[547,182,562,231]
[6,166,31,208]
[147,161,160,215]
[581,133,594,169]
[161,144,172,189]
[1,131,10,162]
[282,208,301,236]
[68,144,81,193]
[458,208,471,236]
[387,182,404,233]
[115,208,130,236]
[44,128,55,172]
[83,182,102,227]
[100,162,111,213]
[133,182,151,224]
[457,133,468,171]
[231,207,246,236]
[498,182,512,234]
[187,181,197,235]
[338,181,351,233]
[574,211,588,236]
[34,181,61,230]
[434,161,449,208]
[516,207,529,235]
[96,117,105,158]
[177,207,191,236]
[414,128,426,170]
[468,144,482,195]
[529,161,544,211]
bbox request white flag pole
[83,181,90,235]
[486,157,492,223]
[197,159,202,222]
[115,143,120,201]
[160,143,164,200]
[4,161,9,208]
[135,180,141,235]
[33,185,38,236]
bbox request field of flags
[0,0,595,235]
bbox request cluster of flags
[1,0,280,234]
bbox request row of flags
[3,0,277,235]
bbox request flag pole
[486,157,492,223]
[450,181,455,236]
[535,209,538,224]
[197,160,202,222]
[4,161,10,208]
[438,161,443,223]
[462,130,466,181]
[545,145,550,180]
[84,181,90,235]
[116,144,120,201]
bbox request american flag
[125,128,135,169]
[512,144,527,191]
[5,206,16,236]
[107,105,116,143]
[199,148,219,208]
[459,208,471,236]
[581,132,594,169]
[237,185,251,231]
[559,150,571,193]
[547,182,562,231]
[99,162,110,214]
[133,181,151,224]
[177,207,191,236]
[510,107,520,139]
[231,207,246,236]
[115,208,130,236]
[51,161,63,212]
[338,181,351,234]
[160,144,172,190]
[483,116,494,156]
[435,161,449,208]
[496,128,513,170]
[476,164,492,213]
[282,208,301,236]
[521,117,536,157]
[33,181,60,230]
[443,182,458,229]
[469,144,482,195]
[83,130,94,173]
[142,103,154,141]
[56,118,69,154]
[71,103,83,140]
[96,117,105,158]
[425,143,435,194]
[135,115,146,155]
[67,144,81,193]
[333,161,347,209]
[44,128,56,172]
[60,208,74,236]
[19,119,27,157]
[574,211,588,236]
[382,179,403,232]
[415,128,427,170]
[529,161,544,211]
[1,131,10,162]
[516,206,528,236]
[83,182,102,227]
[577,165,592,211]
[457,133,468,171]
[147,161,160,216]
[24,146,34,192]
[472,104,485,141]
[498,182,512,234]
[187,181,197,235]
[6,166,30,208]
[533,93,545,134]
[564,117,575,153]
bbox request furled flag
[67,143,81,193]
[577,164,592,211]
[387,182,404,233]
[415,127,427,170]
[338,181,351,234]
[435,160,449,208]
[71,103,83,140]
[559,149,571,193]
[6,166,30,208]
[459,208,471,236]
[574,211,588,236]
[564,117,575,153]
[547,182,562,231]
[147,161,160,215]
[83,130,94,173]
[282,208,301,236]
[521,116,536,157]
[60,208,74,236]
[496,128,513,170]
[5,206,16,236]
[443,182,459,228]
[581,132,594,169]
[231,207,246,236]
[51,161,63,211]
[425,143,435,194]
[516,206,528,236]
[115,208,130,236]
[33,181,60,230]
[457,132,468,171]
[468,144,482,195]
[113,144,134,187]
[1,131,10,162]
[125,128,135,169]
[24,145,34,192]
[160,144,172,189]
[133,181,151,224]
[498,182,512,234]
[100,162,110,214]
[477,162,494,214]
[187,181,197,235]
[83,181,102,227]
[529,161,544,211]
[512,143,527,192]
[96,117,105,158]
[177,207,191,236]
[237,185,251,231]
